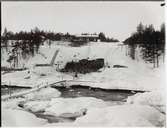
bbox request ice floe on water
[2,90,166,127]
[24,87,61,100]
[44,97,107,116]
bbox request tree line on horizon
[1,27,119,44]
[123,22,165,68]
[1,27,119,58]
[1,27,119,55]
[1,27,119,68]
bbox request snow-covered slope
[127,90,166,114]
[1,42,165,127]
[2,109,47,126]
[74,104,165,127]
[1,42,165,91]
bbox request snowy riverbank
[2,90,165,127]
[1,42,165,92]
[1,42,165,127]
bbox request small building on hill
[72,34,99,43]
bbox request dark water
[1,85,137,101]
[34,112,76,123]
[3,85,137,123]
[25,84,136,123]
[52,85,136,102]
[1,86,31,96]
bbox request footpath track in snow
[1,80,66,101]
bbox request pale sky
[2,2,165,41]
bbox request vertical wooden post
[9,81,11,96]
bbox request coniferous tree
[123,22,165,68]
[99,32,106,42]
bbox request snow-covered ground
[74,104,165,127]
[1,42,166,127]
[1,42,165,91]
[2,90,165,127]
[127,90,166,114]
[1,108,47,126]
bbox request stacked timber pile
[61,58,104,74]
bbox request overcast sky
[2,2,164,41]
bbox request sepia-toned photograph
[1,1,166,127]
